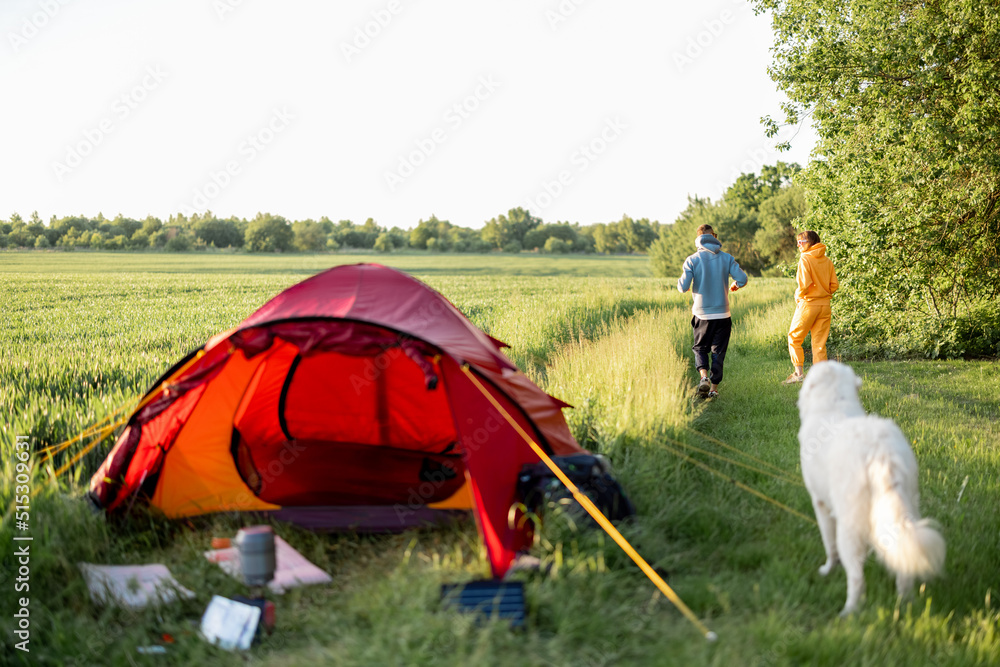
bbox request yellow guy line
[37,398,137,462]
[50,421,124,479]
[460,365,718,642]
[40,349,208,481]
[661,435,804,487]
[658,441,816,526]
[683,425,798,479]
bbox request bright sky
[1,0,816,230]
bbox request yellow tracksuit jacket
[789,243,839,365]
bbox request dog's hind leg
[896,573,914,600]
[813,500,840,576]
[837,529,868,616]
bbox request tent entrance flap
[230,326,465,508]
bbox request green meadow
[1,252,997,666]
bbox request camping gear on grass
[205,534,332,594]
[440,580,526,628]
[234,526,276,586]
[78,563,195,609]
[89,263,589,578]
[200,595,261,651]
[518,454,636,526]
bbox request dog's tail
[868,439,945,580]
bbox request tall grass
[1,255,998,666]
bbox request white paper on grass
[200,595,261,651]
[204,535,332,593]
[78,563,195,609]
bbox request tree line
[1,164,805,275]
[0,209,663,255]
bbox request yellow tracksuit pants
[788,302,831,367]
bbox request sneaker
[697,377,711,396]
[783,372,804,385]
[707,390,719,398]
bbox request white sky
[1,0,816,230]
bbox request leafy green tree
[385,227,410,250]
[292,219,326,251]
[617,215,657,253]
[444,226,478,252]
[592,223,626,254]
[129,230,150,250]
[333,218,383,249]
[196,218,244,248]
[543,237,570,254]
[410,215,451,249]
[165,234,190,252]
[575,227,597,254]
[245,214,293,252]
[523,222,580,251]
[709,202,766,275]
[756,0,1000,357]
[52,216,93,240]
[149,230,168,249]
[709,163,802,274]
[7,219,34,247]
[482,207,541,249]
[141,216,163,236]
[25,220,46,243]
[648,196,715,277]
[755,184,806,270]
[34,234,50,249]
[112,215,142,239]
[373,232,393,253]
[724,163,800,212]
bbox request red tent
[89,263,585,577]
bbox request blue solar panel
[440,580,526,628]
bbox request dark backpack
[517,454,635,525]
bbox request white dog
[797,361,945,616]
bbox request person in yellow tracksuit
[784,230,839,384]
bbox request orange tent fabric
[89,264,585,577]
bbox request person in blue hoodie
[677,224,749,398]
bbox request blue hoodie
[677,234,748,319]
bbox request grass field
[1,252,998,666]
